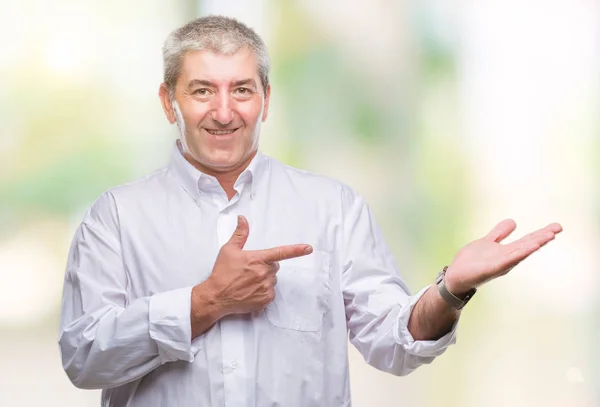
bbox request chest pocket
[264,250,332,332]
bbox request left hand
[444,219,563,295]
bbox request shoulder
[267,156,361,206]
[107,167,171,201]
[83,167,170,229]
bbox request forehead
[178,48,259,86]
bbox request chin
[188,141,254,170]
[200,150,246,170]
[206,159,239,170]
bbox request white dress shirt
[58,143,457,407]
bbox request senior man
[58,15,562,407]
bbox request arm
[59,218,200,389]
[341,191,457,377]
[59,194,201,390]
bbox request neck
[183,150,257,200]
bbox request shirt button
[230,361,237,369]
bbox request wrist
[191,279,225,322]
[436,266,477,310]
[443,266,473,298]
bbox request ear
[159,83,176,124]
[261,84,271,122]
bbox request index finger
[251,244,313,263]
[508,223,562,249]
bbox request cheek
[238,102,264,126]
[184,104,209,126]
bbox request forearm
[190,280,226,338]
[407,285,460,341]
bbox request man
[58,15,562,407]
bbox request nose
[210,92,235,125]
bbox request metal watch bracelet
[435,266,477,310]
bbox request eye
[194,88,210,96]
[235,87,252,95]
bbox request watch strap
[436,266,476,310]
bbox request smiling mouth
[205,128,239,136]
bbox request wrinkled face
[160,48,270,175]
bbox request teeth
[208,129,235,135]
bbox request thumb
[227,215,249,249]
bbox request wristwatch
[435,266,476,310]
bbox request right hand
[205,215,313,317]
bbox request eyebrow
[232,79,257,88]
[186,79,214,89]
[186,78,257,89]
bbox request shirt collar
[168,141,267,203]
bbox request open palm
[445,219,563,294]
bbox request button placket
[218,203,248,406]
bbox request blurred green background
[0,0,597,406]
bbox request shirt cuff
[149,286,200,364]
[394,285,459,357]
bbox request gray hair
[162,15,270,99]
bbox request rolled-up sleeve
[341,188,457,376]
[58,193,200,390]
[149,286,197,364]
[394,286,458,357]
